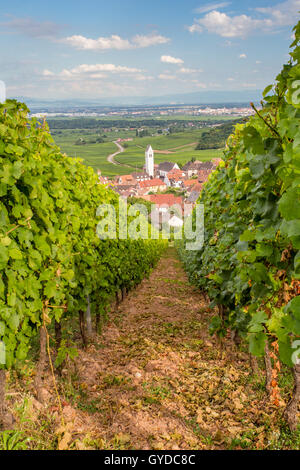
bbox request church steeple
[145,145,154,178]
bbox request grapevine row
[179,21,300,431]
[0,100,166,419]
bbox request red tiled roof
[148,194,183,207]
[167,169,185,181]
[136,188,151,196]
[118,174,136,185]
[167,169,185,176]
[184,179,197,188]
[139,178,167,189]
[191,183,203,193]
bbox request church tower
[145,144,154,178]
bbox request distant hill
[12,90,262,109]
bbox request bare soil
[5,248,292,450]
[57,248,283,450]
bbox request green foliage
[137,129,150,138]
[0,430,29,450]
[54,340,78,368]
[0,100,166,371]
[47,117,228,131]
[179,21,300,363]
[196,119,243,150]
[127,196,154,214]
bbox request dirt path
[107,141,130,167]
[154,142,198,154]
[62,248,278,450]
[107,141,138,169]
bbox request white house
[157,161,179,178]
[169,215,184,228]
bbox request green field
[52,126,224,176]
[130,130,204,150]
[53,131,132,176]
[114,130,223,169]
[116,146,223,169]
[48,114,236,124]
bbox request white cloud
[194,2,230,14]
[255,0,300,26]
[178,67,203,73]
[133,34,169,48]
[70,64,142,74]
[242,83,257,88]
[135,75,154,81]
[189,11,265,38]
[256,60,262,64]
[61,33,170,50]
[62,35,130,50]
[188,24,203,33]
[239,53,247,59]
[158,74,177,80]
[188,0,300,38]
[194,82,207,88]
[43,63,143,81]
[161,55,184,64]
[58,80,141,97]
[42,69,55,76]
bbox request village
[98,144,222,229]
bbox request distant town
[31,103,256,119]
[98,144,221,230]
[39,102,245,231]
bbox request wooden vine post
[0,369,5,428]
[34,303,48,403]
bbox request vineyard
[179,21,300,432]
[0,20,300,453]
[0,99,166,437]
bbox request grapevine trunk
[55,321,62,350]
[283,364,300,432]
[85,295,93,338]
[79,311,87,349]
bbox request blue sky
[0,0,299,100]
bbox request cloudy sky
[0,0,299,100]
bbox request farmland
[115,144,223,169]
[53,130,133,176]
[51,123,226,175]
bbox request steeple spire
[145,145,154,178]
